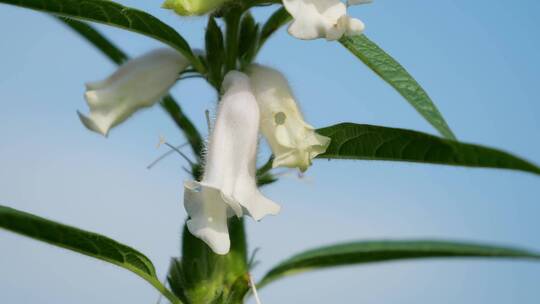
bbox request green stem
[188,54,207,75]
[58,17,128,64]
[258,7,291,53]
[256,156,274,177]
[147,276,183,304]
[246,0,282,7]
[161,96,204,159]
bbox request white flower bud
[162,0,229,16]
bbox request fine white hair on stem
[248,273,262,304]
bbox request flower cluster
[77,0,372,250]
[182,68,330,253]
[76,0,370,255]
[78,50,330,254]
[162,0,371,40]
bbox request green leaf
[0,0,204,72]
[205,16,225,88]
[317,123,540,175]
[224,7,242,71]
[58,17,127,65]
[0,205,182,303]
[259,239,540,288]
[259,7,291,50]
[256,156,277,187]
[59,18,204,161]
[238,12,259,68]
[238,12,256,57]
[340,35,455,139]
[161,96,204,160]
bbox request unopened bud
[162,0,229,16]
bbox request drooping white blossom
[282,0,371,40]
[248,64,330,172]
[184,71,280,255]
[78,48,189,136]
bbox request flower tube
[248,64,330,172]
[78,48,189,136]
[184,71,280,254]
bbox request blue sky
[1,0,539,303]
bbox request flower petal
[77,111,109,136]
[202,72,281,221]
[233,182,281,221]
[284,0,346,40]
[183,71,280,254]
[338,15,365,36]
[283,0,369,40]
[287,6,330,40]
[184,181,232,255]
[248,64,331,172]
[78,48,189,136]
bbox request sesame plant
[1,0,540,303]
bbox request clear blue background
[1,0,539,303]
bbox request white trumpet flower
[184,71,280,255]
[248,64,330,172]
[78,48,189,136]
[282,0,372,40]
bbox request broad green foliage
[168,218,249,304]
[59,17,127,65]
[0,205,182,304]
[259,240,540,288]
[0,0,204,72]
[317,123,540,175]
[341,35,456,140]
